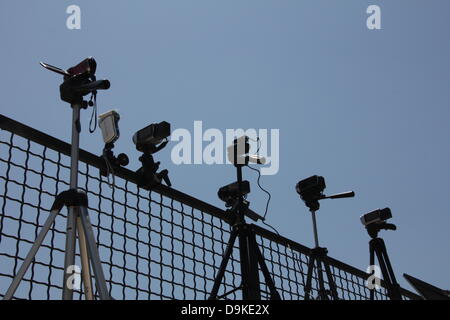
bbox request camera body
[99,110,120,145]
[133,121,171,152]
[296,175,326,211]
[226,136,266,166]
[66,57,97,78]
[360,208,392,226]
[227,136,251,165]
[218,180,251,207]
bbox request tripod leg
[209,229,238,300]
[373,241,397,300]
[78,206,110,300]
[316,260,328,300]
[248,231,281,300]
[242,229,261,300]
[304,255,315,300]
[3,209,60,300]
[77,217,94,300]
[369,243,375,300]
[323,261,339,300]
[62,206,77,300]
[377,241,402,300]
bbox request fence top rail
[0,113,421,300]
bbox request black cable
[247,164,280,236]
[247,165,270,219]
[262,220,281,236]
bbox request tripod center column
[70,104,82,189]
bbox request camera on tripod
[361,208,392,226]
[4,58,113,300]
[361,207,401,300]
[209,135,280,300]
[361,208,396,239]
[295,175,355,300]
[296,175,355,212]
[134,121,172,188]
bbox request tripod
[367,223,402,300]
[304,208,338,300]
[209,163,280,300]
[296,176,354,300]
[4,59,111,300]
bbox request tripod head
[40,58,110,107]
[361,208,397,239]
[296,175,355,212]
[366,222,396,239]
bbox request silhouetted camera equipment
[361,208,393,227]
[218,135,266,222]
[217,180,263,222]
[296,175,354,212]
[98,111,129,174]
[296,175,326,211]
[4,58,113,300]
[218,180,250,207]
[361,207,402,300]
[209,135,280,301]
[361,208,396,239]
[40,58,110,106]
[134,121,171,188]
[295,175,355,300]
[133,121,171,153]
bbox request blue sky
[1,0,450,294]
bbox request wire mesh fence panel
[254,233,392,300]
[0,115,420,300]
[0,132,240,300]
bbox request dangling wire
[247,164,270,219]
[89,91,97,133]
[247,164,280,236]
[263,220,281,236]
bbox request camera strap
[89,91,98,133]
